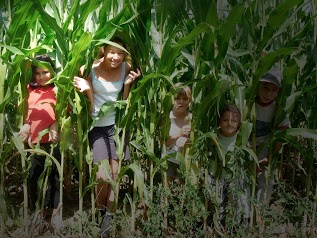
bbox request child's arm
[49,122,59,143]
[166,125,191,147]
[73,65,94,113]
[258,124,289,168]
[166,134,180,146]
[19,92,30,142]
[274,124,289,153]
[166,136,188,148]
[18,124,31,142]
[123,63,141,100]
[74,76,93,100]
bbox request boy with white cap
[255,67,290,206]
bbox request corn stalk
[1,0,317,236]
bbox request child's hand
[259,157,268,166]
[49,123,59,143]
[124,68,141,86]
[180,125,191,137]
[18,124,31,142]
[176,136,188,148]
[257,158,268,173]
[73,76,91,92]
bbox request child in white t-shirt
[210,104,243,230]
[165,83,192,185]
[254,68,290,205]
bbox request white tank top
[91,62,126,127]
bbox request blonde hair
[172,82,192,102]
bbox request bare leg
[95,164,110,210]
[99,159,118,237]
[106,159,119,212]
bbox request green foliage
[1,0,317,237]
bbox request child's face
[258,82,279,105]
[219,111,240,137]
[104,44,126,68]
[35,67,52,86]
[173,94,190,113]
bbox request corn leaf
[32,0,68,55]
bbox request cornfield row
[1,0,317,237]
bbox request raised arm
[73,65,94,113]
[166,125,191,147]
[123,63,141,100]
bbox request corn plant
[1,0,317,237]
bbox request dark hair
[219,103,241,128]
[30,54,56,88]
[109,36,127,49]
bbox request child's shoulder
[256,100,276,109]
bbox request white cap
[260,68,282,88]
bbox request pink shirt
[26,85,56,143]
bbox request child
[216,104,241,152]
[18,54,61,226]
[73,36,141,238]
[165,82,192,185]
[209,103,242,230]
[254,67,290,205]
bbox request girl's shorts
[166,160,180,178]
[88,125,118,163]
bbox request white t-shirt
[209,131,237,178]
[218,133,237,156]
[255,101,290,146]
[166,111,192,164]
